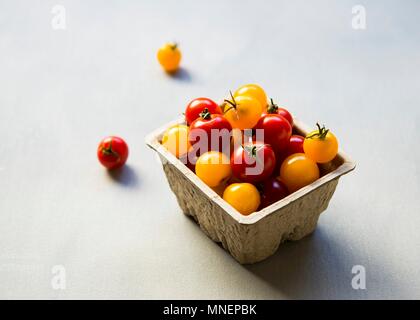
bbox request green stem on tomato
[267,98,279,114]
[306,122,330,140]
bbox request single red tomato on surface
[262,98,293,126]
[188,108,232,154]
[97,136,129,170]
[185,97,222,125]
[258,177,289,209]
[277,135,305,165]
[231,142,276,183]
[254,113,292,154]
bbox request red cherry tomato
[231,142,276,183]
[188,108,232,154]
[262,98,293,126]
[258,177,289,209]
[185,98,222,125]
[97,136,129,170]
[254,114,292,154]
[277,135,305,165]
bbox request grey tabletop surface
[1,0,419,299]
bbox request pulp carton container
[146,116,355,264]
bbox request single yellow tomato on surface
[157,42,181,72]
[223,183,261,215]
[196,151,231,187]
[280,153,320,193]
[224,94,262,130]
[303,123,339,163]
[233,84,267,109]
[162,125,191,158]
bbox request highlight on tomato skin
[233,84,268,110]
[162,125,191,159]
[97,136,129,170]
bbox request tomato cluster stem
[223,91,237,114]
[306,123,330,140]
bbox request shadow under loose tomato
[107,164,140,189]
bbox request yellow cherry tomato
[224,94,262,130]
[162,125,191,158]
[303,123,339,163]
[280,153,320,193]
[234,84,267,109]
[223,183,260,215]
[157,42,181,72]
[196,151,231,187]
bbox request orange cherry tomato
[233,84,267,109]
[157,42,181,72]
[280,153,320,193]
[162,125,191,158]
[303,123,339,163]
[223,183,260,215]
[195,151,231,187]
[224,93,262,130]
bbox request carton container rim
[145,116,356,225]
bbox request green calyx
[199,108,212,120]
[306,122,330,140]
[101,139,120,159]
[267,98,279,114]
[169,42,178,50]
[242,144,264,166]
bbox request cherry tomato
[179,147,198,172]
[303,123,339,164]
[277,135,305,165]
[280,153,320,193]
[157,42,181,72]
[97,136,129,170]
[262,98,293,126]
[185,97,222,125]
[188,108,232,153]
[162,125,191,158]
[254,113,292,154]
[231,142,276,183]
[196,151,232,187]
[258,177,289,209]
[234,84,267,109]
[224,93,262,130]
[223,183,261,215]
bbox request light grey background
[0,0,419,299]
